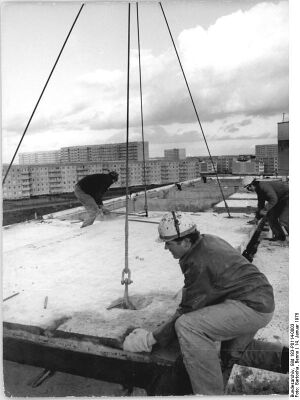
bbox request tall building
[278,121,289,176]
[18,142,149,165]
[19,150,61,165]
[60,142,149,163]
[215,156,237,174]
[255,144,278,175]
[164,148,186,160]
[255,144,278,158]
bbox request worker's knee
[174,315,189,334]
[175,314,199,335]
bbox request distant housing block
[19,150,61,165]
[232,159,259,175]
[60,142,149,163]
[278,121,289,176]
[164,148,186,160]
[255,144,278,175]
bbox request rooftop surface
[2,187,289,394]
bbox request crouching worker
[242,176,289,241]
[74,171,118,228]
[123,211,288,395]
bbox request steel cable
[159,2,232,218]
[136,3,149,217]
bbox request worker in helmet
[242,176,289,241]
[74,171,118,228]
[123,211,288,395]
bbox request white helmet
[242,176,256,188]
[157,211,197,242]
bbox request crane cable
[2,4,85,186]
[120,2,135,310]
[136,3,149,217]
[159,2,232,218]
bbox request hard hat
[109,171,119,181]
[157,211,197,242]
[242,176,256,188]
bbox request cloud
[79,1,288,131]
[3,1,288,153]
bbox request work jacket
[254,180,289,214]
[77,174,114,204]
[153,234,274,347]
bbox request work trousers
[74,184,100,228]
[174,299,281,395]
[267,195,289,239]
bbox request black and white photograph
[1,0,296,397]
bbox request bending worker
[122,211,288,395]
[242,176,289,241]
[74,171,118,228]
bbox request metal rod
[125,2,131,276]
[3,292,20,302]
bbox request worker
[242,176,289,241]
[74,171,118,228]
[122,211,288,395]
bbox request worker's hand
[101,207,111,215]
[247,218,258,225]
[123,328,157,353]
[258,209,267,217]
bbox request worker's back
[257,180,288,200]
[77,173,114,199]
[179,234,275,314]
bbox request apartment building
[18,142,149,165]
[60,142,149,163]
[215,156,237,174]
[232,159,261,175]
[255,144,278,175]
[2,157,217,199]
[164,148,186,160]
[19,150,61,165]
[255,144,278,158]
[278,121,289,176]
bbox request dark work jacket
[77,174,114,204]
[153,234,274,347]
[253,181,289,213]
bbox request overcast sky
[1,0,289,162]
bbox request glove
[123,328,157,353]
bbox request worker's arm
[152,309,184,348]
[153,262,213,347]
[261,185,279,211]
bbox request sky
[1,0,289,163]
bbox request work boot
[263,236,286,242]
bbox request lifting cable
[136,2,149,217]
[2,4,85,186]
[159,2,232,218]
[121,2,135,310]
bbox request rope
[122,2,133,308]
[136,3,149,217]
[2,4,85,185]
[159,2,232,218]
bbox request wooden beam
[3,329,174,393]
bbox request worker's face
[246,184,255,192]
[164,239,190,259]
